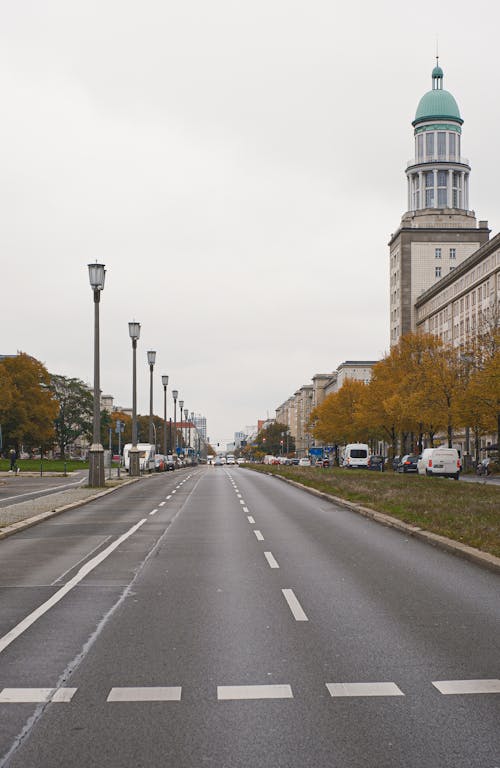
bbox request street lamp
[128,321,141,476]
[184,408,189,454]
[88,262,106,487]
[179,400,184,451]
[172,390,178,455]
[162,375,169,455]
[147,350,156,446]
[190,411,194,457]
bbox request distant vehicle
[236,458,246,465]
[165,455,176,471]
[123,443,156,473]
[226,455,236,465]
[342,443,370,469]
[396,454,418,473]
[214,457,223,466]
[417,447,460,480]
[298,457,312,467]
[291,458,300,465]
[154,454,165,472]
[263,455,277,465]
[367,455,385,471]
[315,458,324,467]
[322,458,330,468]
[207,454,215,465]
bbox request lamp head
[147,350,156,366]
[88,262,106,291]
[128,321,141,341]
[172,389,178,400]
[162,375,169,387]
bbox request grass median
[245,465,500,558]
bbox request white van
[342,443,370,469]
[417,447,460,480]
[123,443,156,473]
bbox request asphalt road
[0,467,498,767]
[0,471,88,508]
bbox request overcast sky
[2,0,499,448]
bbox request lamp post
[184,408,188,453]
[179,400,184,452]
[190,411,194,457]
[128,321,141,477]
[88,262,106,487]
[172,390,178,455]
[147,350,156,446]
[162,375,169,455]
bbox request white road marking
[107,687,182,702]
[264,552,279,569]
[326,682,404,697]
[0,478,85,503]
[242,507,249,513]
[236,493,241,497]
[282,589,308,621]
[171,490,176,494]
[159,501,166,506]
[247,516,255,524]
[0,519,147,656]
[0,688,77,703]
[432,679,500,695]
[51,535,113,586]
[166,495,172,500]
[239,500,245,505]
[254,530,264,541]
[149,509,158,516]
[217,685,293,700]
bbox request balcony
[407,156,470,169]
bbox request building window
[435,266,442,278]
[450,248,456,259]
[437,132,446,158]
[426,132,434,159]
[449,132,456,159]
[417,133,424,161]
[435,248,442,259]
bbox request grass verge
[246,465,500,559]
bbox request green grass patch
[246,465,500,558]
[0,459,89,473]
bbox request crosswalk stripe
[217,684,293,700]
[432,679,500,695]
[0,688,77,703]
[107,687,182,702]
[326,682,404,697]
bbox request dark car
[396,454,419,473]
[367,455,384,471]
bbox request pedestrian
[9,448,17,473]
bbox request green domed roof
[413,64,463,126]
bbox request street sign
[309,447,323,456]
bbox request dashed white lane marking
[149,509,158,516]
[282,589,308,621]
[107,687,182,702]
[254,530,264,541]
[264,552,279,569]
[242,507,249,513]
[159,501,166,507]
[217,685,293,701]
[172,490,176,494]
[432,679,500,695]
[166,495,172,500]
[0,519,147,656]
[247,515,255,524]
[326,682,404,697]
[239,500,245,505]
[0,688,77,703]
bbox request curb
[0,478,140,541]
[268,473,500,575]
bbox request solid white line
[159,501,166,507]
[264,552,279,569]
[217,684,293,701]
[0,688,77,703]
[0,519,147,656]
[107,687,182,702]
[282,589,308,621]
[432,679,500,695]
[247,516,255,524]
[326,682,404,697]
[0,478,86,503]
[254,530,264,541]
[149,509,158,516]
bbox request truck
[123,443,156,473]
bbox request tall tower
[389,61,489,345]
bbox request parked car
[298,457,312,467]
[154,454,165,472]
[322,458,330,468]
[214,457,223,466]
[417,447,460,480]
[367,454,385,471]
[291,458,300,465]
[165,455,176,471]
[396,454,419,473]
